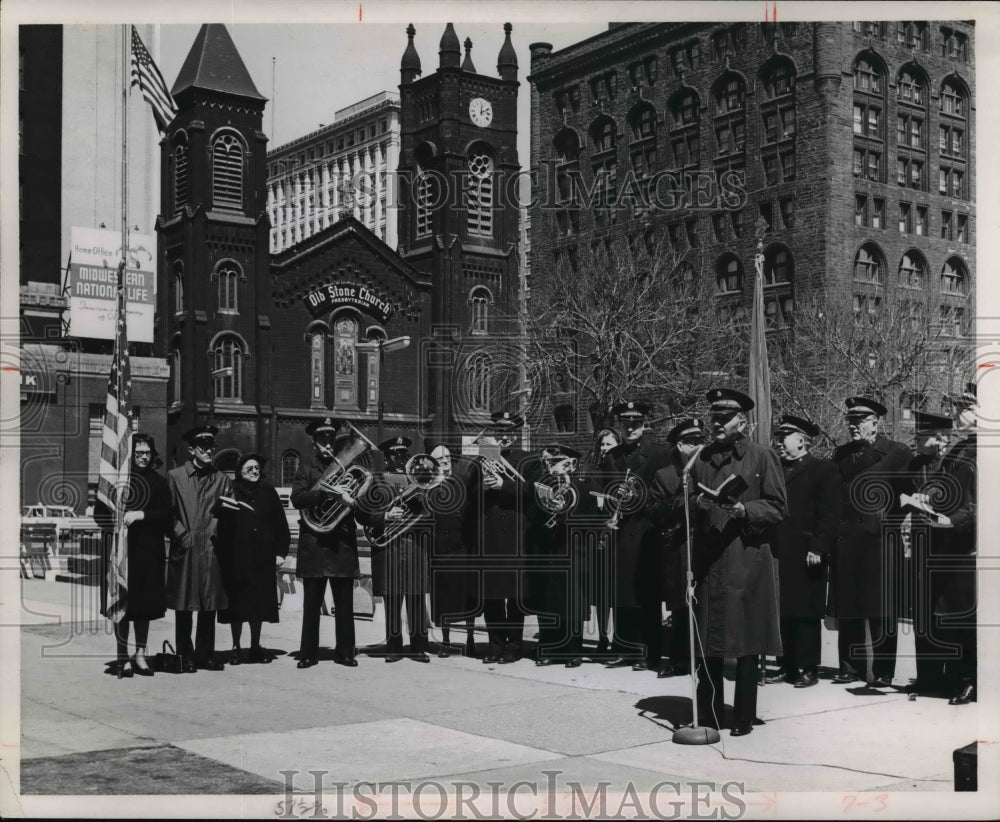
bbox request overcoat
[462,448,533,600]
[166,461,232,611]
[688,435,787,658]
[829,434,911,618]
[291,459,375,579]
[367,470,430,597]
[426,460,480,623]
[216,478,290,624]
[647,450,690,612]
[771,453,841,618]
[602,436,671,608]
[97,466,171,621]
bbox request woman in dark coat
[216,454,290,663]
[97,434,171,678]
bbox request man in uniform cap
[166,425,232,671]
[687,389,787,735]
[829,396,910,687]
[603,400,671,671]
[766,415,840,688]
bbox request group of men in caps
[156,380,977,733]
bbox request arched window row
[853,244,971,296]
[213,260,243,314]
[211,131,245,213]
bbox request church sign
[303,282,394,324]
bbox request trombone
[365,454,444,548]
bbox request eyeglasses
[134,450,152,457]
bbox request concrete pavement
[9,578,1000,818]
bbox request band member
[904,409,977,704]
[464,411,532,664]
[292,417,375,669]
[766,415,840,688]
[426,444,478,658]
[369,436,431,663]
[166,425,233,672]
[96,433,171,678]
[688,389,787,736]
[648,419,707,679]
[527,444,588,668]
[602,401,671,671]
[829,397,910,687]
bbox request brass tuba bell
[300,422,376,534]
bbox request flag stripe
[130,26,177,133]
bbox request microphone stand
[672,446,720,745]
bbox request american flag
[97,261,134,622]
[748,231,772,446]
[130,26,177,133]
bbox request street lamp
[355,335,410,446]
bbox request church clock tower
[397,23,521,446]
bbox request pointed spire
[497,22,517,80]
[439,23,461,69]
[171,24,265,100]
[401,23,421,83]
[462,37,476,73]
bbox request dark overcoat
[426,460,480,623]
[166,461,232,611]
[648,451,690,611]
[689,435,787,658]
[367,470,430,597]
[292,460,374,579]
[771,454,841,618]
[97,466,171,621]
[829,435,911,618]
[602,436,671,608]
[217,478,290,624]
[462,448,533,600]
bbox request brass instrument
[300,422,376,534]
[600,468,643,531]
[481,454,525,485]
[534,456,579,528]
[365,454,445,548]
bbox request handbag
[153,640,185,674]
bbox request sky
[158,21,608,166]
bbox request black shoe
[632,661,654,672]
[499,651,519,664]
[248,645,270,664]
[949,684,976,705]
[230,646,242,666]
[197,659,225,671]
[794,671,819,688]
[535,657,556,666]
[384,653,404,663]
[565,657,583,669]
[482,654,501,664]
[114,660,134,679]
[605,657,638,668]
[870,676,893,688]
[181,658,198,674]
[333,651,358,667]
[465,640,477,659]
[297,657,318,669]
[831,671,860,684]
[437,647,451,658]
[764,671,795,684]
[132,656,154,677]
[410,652,430,663]
[730,722,753,737]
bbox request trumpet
[481,454,525,485]
[534,456,579,528]
[365,454,444,548]
[300,422,376,534]
[601,468,642,531]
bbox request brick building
[527,21,975,439]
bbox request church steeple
[401,23,421,84]
[439,23,461,69]
[462,37,476,73]
[497,22,517,80]
[171,24,265,102]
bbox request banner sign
[66,227,156,343]
[303,282,394,324]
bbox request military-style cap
[379,436,412,454]
[914,411,953,433]
[775,414,819,438]
[844,396,887,418]
[490,410,525,430]
[305,417,341,438]
[706,388,755,413]
[666,418,706,444]
[611,400,651,419]
[182,424,219,444]
[542,443,582,460]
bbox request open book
[697,474,748,505]
[218,496,255,512]
[900,493,945,523]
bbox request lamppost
[355,335,410,446]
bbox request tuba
[534,456,579,528]
[365,454,445,548]
[300,422,376,534]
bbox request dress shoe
[437,646,451,658]
[248,645,270,664]
[793,671,819,688]
[658,663,691,678]
[481,653,501,664]
[465,640,477,659]
[730,722,753,737]
[197,659,225,671]
[114,660,134,679]
[132,656,154,677]
[333,651,358,667]
[297,657,318,669]
[410,652,431,663]
[831,671,860,684]
[949,684,976,705]
[632,661,654,672]
[605,657,638,668]
[869,676,893,688]
[499,651,520,664]
[384,653,404,663]
[230,646,242,666]
[595,637,610,654]
[764,671,795,684]
[564,657,583,669]
[181,659,198,674]
[535,657,556,666]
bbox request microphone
[683,444,705,476]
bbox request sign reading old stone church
[304,282,394,323]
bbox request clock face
[469,97,493,127]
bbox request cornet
[602,468,642,531]
[365,454,444,548]
[481,454,525,485]
[534,456,579,528]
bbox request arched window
[940,77,967,118]
[852,53,886,184]
[364,326,385,409]
[212,132,245,212]
[333,314,359,409]
[716,254,742,294]
[173,262,184,314]
[216,261,240,314]
[170,337,182,405]
[415,169,433,238]
[898,251,927,289]
[853,57,883,93]
[172,133,189,213]
[853,243,885,284]
[764,245,793,286]
[280,450,300,486]
[466,351,492,413]
[469,286,492,336]
[212,334,244,401]
[308,328,326,408]
[466,151,495,237]
[667,89,700,171]
[897,68,926,105]
[939,77,969,200]
[940,257,969,296]
[589,117,616,153]
[627,104,657,180]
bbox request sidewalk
[10,578,999,817]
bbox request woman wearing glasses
[216,453,290,664]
